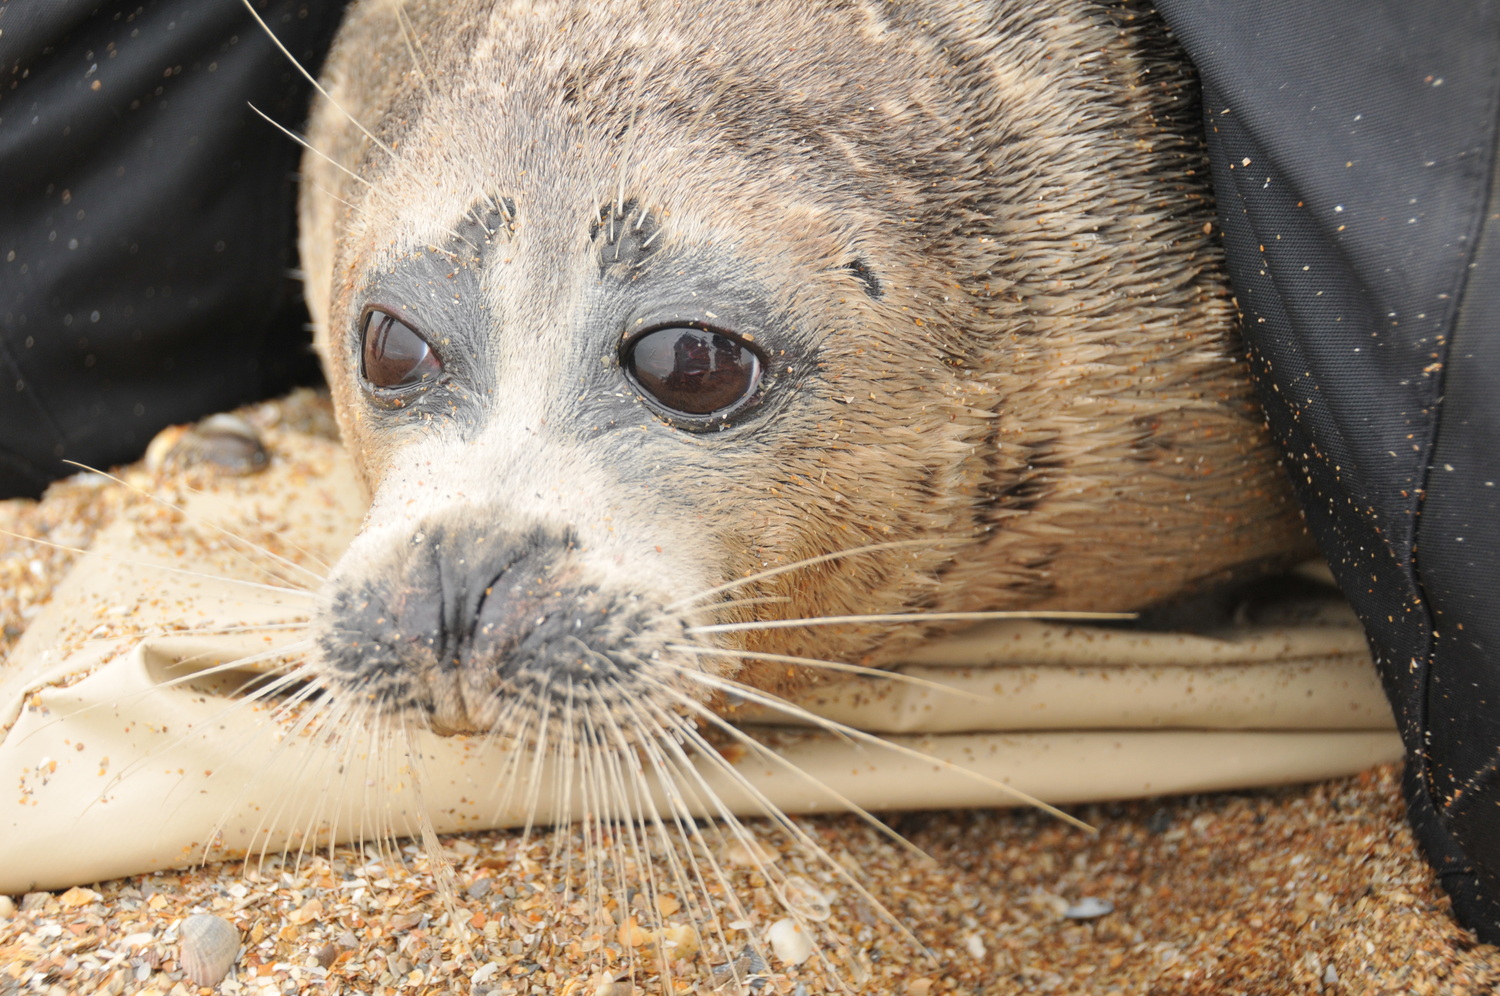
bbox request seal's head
[299,0,1306,738]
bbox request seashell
[178,913,240,987]
[591,975,635,996]
[766,917,814,967]
[722,837,779,868]
[1062,896,1115,920]
[146,412,269,475]
[782,876,832,922]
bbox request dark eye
[361,310,443,389]
[623,326,762,417]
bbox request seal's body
[300,0,1306,738]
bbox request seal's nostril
[315,520,678,735]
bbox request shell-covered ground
[2,392,1498,995]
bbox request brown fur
[298,0,1307,731]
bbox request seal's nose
[315,520,659,735]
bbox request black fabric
[0,0,346,498]
[1155,0,1500,941]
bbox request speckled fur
[299,0,1308,730]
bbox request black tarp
[1157,0,1500,942]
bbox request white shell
[766,917,814,967]
[782,876,832,922]
[178,913,240,987]
[1062,897,1115,920]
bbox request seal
[298,0,1306,741]
[289,3,1315,937]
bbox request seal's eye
[362,310,443,390]
[623,326,762,417]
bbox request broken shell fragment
[782,876,832,922]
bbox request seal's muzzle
[317,522,672,735]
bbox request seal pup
[292,0,1309,979]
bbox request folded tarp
[0,423,1401,892]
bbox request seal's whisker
[283,699,362,875]
[522,690,557,844]
[12,637,311,756]
[651,704,930,970]
[687,608,1135,635]
[61,461,333,586]
[621,709,763,980]
[258,666,335,728]
[575,704,616,945]
[287,693,367,867]
[393,0,433,88]
[665,538,964,611]
[666,642,998,703]
[665,662,1096,834]
[621,717,773,983]
[363,713,411,877]
[0,528,318,599]
[585,708,647,974]
[73,644,319,807]
[151,641,313,695]
[239,0,398,161]
[248,104,374,190]
[401,730,464,917]
[550,683,582,895]
[304,177,367,224]
[635,698,894,985]
[597,705,704,983]
[684,594,793,615]
[163,621,313,636]
[209,684,348,872]
[351,705,404,872]
[625,736,747,980]
[511,693,554,839]
[649,682,924,860]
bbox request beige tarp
[0,426,1401,893]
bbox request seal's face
[301,0,1307,737]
